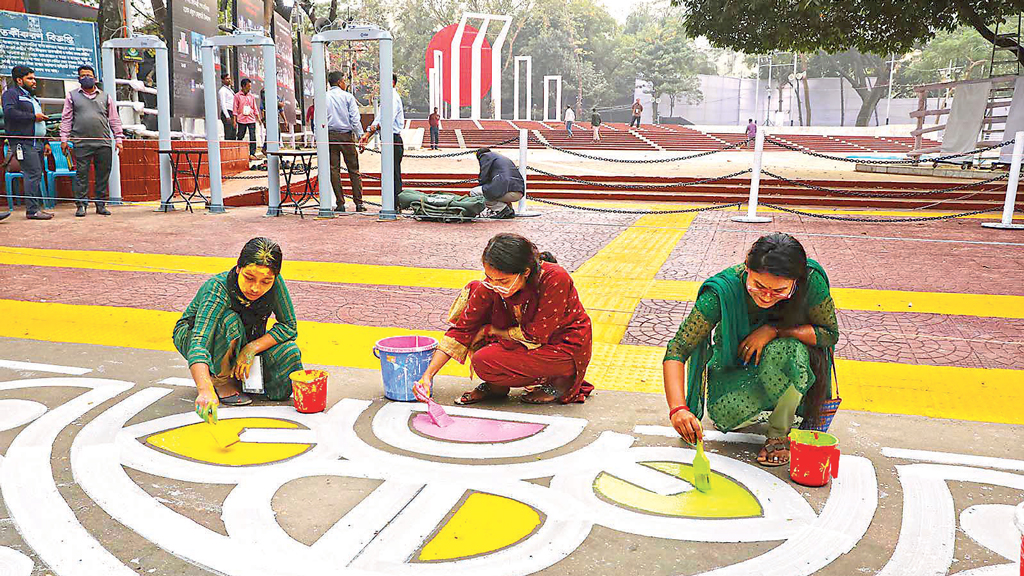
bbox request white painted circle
[0,399,47,432]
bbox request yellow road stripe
[3,299,1020,425]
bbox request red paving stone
[657,210,1024,295]
[621,300,1024,370]
[0,204,635,273]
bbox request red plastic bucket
[1015,502,1023,576]
[788,429,840,487]
[290,369,328,413]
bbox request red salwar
[438,262,594,403]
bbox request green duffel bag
[398,190,486,222]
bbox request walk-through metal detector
[201,33,280,215]
[101,35,171,207]
[312,24,396,220]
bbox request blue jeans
[16,140,45,214]
[565,121,573,137]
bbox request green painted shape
[594,461,762,518]
[789,429,839,447]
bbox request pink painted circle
[411,414,545,443]
[424,23,493,107]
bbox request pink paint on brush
[425,398,455,428]
[411,414,546,443]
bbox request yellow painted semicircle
[418,492,541,561]
[594,461,762,518]
[145,417,311,466]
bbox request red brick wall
[49,140,250,203]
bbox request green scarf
[684,259,833,419]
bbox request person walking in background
[360,73,406,210]
[233,79,260,160]
[2,65,52,220]
[325,71,364,212]
[60,64,123,217]
[630,98,643,129]
[219,73,236,141]
[590,107,602,142]
[564,104,575,138]
[744,118,758,148]
[428,107,441,150]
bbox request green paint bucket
[788,429,840,487]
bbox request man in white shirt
[359,73,405,210]
[564,104,576,137]
[325,71,365,212]
[218,73,235,141]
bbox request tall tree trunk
[839,76,845,126]
[800,53,811,126]
[794,81,803,126]
[150,0,166,34]
[97,0,128,90]
[264,0,273,31]
[327,0,338,25]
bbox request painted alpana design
[0,373,1021,576]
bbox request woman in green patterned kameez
[174,237,303,416]
[663,233,838,466]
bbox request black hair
[237,237,283,275]
[11,65,33,80]
[240,78,251,88]
[221,72,231,80]
[327,71,344,86]
[78,64,95,75]
[392,73,398,85]
[748,118,753,122]
[482,233,556,285]
[475,147,491,159]
[745,232,829,425]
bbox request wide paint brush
[198,403,240,449]
[693,440,712,493]
[414,382,455,428]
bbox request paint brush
[693,440,712,493]
[425,398,455,428]
[198,404,239,449]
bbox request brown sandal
[455,382,508,405]
[520,383,565,405]
[757,437,791,467]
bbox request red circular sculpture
[424,23,493,107]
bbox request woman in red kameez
[414,233,594,405]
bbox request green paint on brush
[693,440,712,493]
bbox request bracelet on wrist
[668,405,690,418]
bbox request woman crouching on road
[415,233,594,405]
[663,233,839,466]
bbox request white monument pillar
[514,56,532,121]
[470,16,492,120]
[543,75,562,122]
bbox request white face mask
[482,273,520,295]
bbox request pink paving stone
[410,414,546,443]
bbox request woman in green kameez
[174,237,303,415]
[663,233,838,466]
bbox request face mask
[482,273,520,296]
[79,76,96,89]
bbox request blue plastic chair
[45,140,75,209]
[3,143,24,211]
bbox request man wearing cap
[2,65,52,219]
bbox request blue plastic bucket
[373,335,438,401]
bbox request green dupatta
[683,259,833,420]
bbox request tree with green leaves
[622,14,713,120]
[674,0,1024,64]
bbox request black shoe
[355,205,367,212]
[96,205,111,216]
[334,205,346,213]
[491,205,515,220]
[0,211,10,221]
[75,205,87,217]
[27,211,54,220]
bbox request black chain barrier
[528,134,753,163]
[526,165,752,189]
[763,136,1015,166]
[527,197,743,215]
[761,170,1009,198]
[366,135,520,158]
[760,203,1003,223]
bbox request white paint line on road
[0,359,91,375]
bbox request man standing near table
[2,65,52,220]
[359,73,405,210]
[60,64,123,217]
[219,73,236,141]
[326,71,365,212]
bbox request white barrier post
[516,128,540,217]
[982,130,1024,230]
[732,128,771,223]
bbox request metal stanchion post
[732,128,771,223]
[982,130,1024,230]
[516,128,541,217]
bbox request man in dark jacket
[470,147,524,219]
[2,65,52,219]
